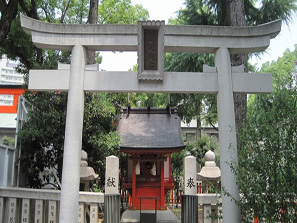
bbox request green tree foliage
[0,0,18,42]
[1,1,74,187]
[98,0,149,24]
[171,150,186,180]
[163,2,219,186]
[128,92,169,108]
[186,134,219,169]
[245,0,297,25]
[171,149,187,191]
[178,0,297,26]
[170,134,219,202]
[234,46,297,222]
[176,1,297,220]
[2,136,15,146]
[18,92,67,188]
[169,0,220,26]
[82,92,123,186]
[164,52,217,138]
[169,0,297,144]
[172,135,219,178]
[124,64,170,108]
[2,0,149,188]
[165,2,218,141]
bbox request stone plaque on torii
[21,15,281,223]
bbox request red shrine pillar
[132,160,136,209]
[160,160,165,209]
[169,156,172,179]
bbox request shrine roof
[117,106,185,152]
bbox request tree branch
[40,5,51,23]
[19,0,38,19]
[18,0,30,16]
[208,117,219,132]
[60,0,71,23]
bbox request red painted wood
[122,154,178,210]
[160,160,165,209]
[169,156,171,179]
[132,160,136,209]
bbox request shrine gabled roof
[117,106,185,152]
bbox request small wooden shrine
[117,106,185,211]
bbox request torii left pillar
[59,45,87,222]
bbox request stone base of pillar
[181,194,198,223]
[104,193,120,223]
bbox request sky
[100,0,297,71]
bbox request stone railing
[1,187,221,223]
[198,194,222,223]
[167,192,222,223]
[0,187,104,223]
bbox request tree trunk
[196,99,201,140]
[87,0,99,64]
[227,0,247,145]
[0,0,19,43]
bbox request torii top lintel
[20,15,281,54]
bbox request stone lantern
[80,150,99,191]
[197,150,221,193]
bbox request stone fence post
[104,155,120,223]
[181,155,198,223]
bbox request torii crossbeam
[21,15,281,223]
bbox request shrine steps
[121,209,179,223]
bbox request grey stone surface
[104,194,120,223]
[59,45,87,223]
[105,155,119,194]
[203,204,212,223]
[197,150,221,181]
[197,194,221,205]
[137,21,165,80]
[80,150,98,181]
[21,199,30,223]
[181,195,198,223]
[21,15,281,53]
[0,186,104,203]
[215,47,241,222]
[121,209,179,223]
[28,70,273,94]
[184,156,197,195]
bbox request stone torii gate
[21,15,281,222]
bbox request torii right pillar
[215,47,241,222]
